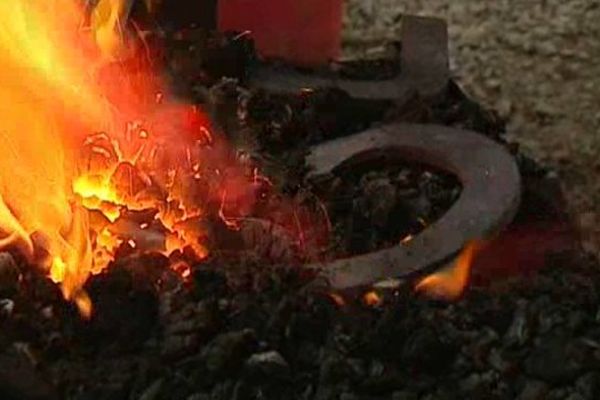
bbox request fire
[0,0,326,318]
[415,241,484,301]
[0,0,211,316]
[0,0,112,316]
[328,293,346,307]
[91,0,136,63]
[363,291,383,307]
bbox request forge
[0,2,582,400]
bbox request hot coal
[0,17,586,400]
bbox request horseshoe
[305,123,521,290]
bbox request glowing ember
[414,241,484,301]
[363,291,383,307]
[91,0,136,63]
[328,293,346,307]
[400,234,414,244]
[0,0,114,316]
[0,0,322,318]
[0,0,216,316]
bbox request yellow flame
[91,0,135,63]
[0,0,121,316]
[415,241,483,301]
[0,0,214,317]
[74,291,93,319]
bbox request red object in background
[218,0,344,66]
[470,221,578,286]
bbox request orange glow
[363,291,383,307]
[0,0,116,315]
[400,234,414,244]
[74,291,93,319]
[171,261,192,282]
[328,293,346,307]
[91,0,135,63]
[0,0,324,318]
[50,257,68,284]
[415,241,484,301]
[0,0,204,316]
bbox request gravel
[343,0,600,253]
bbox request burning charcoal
[110,162,151,201]
[0,252,19,296]
[244,351,290,379]
[201,329,257,377]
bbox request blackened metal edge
[305,123,521,290]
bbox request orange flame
[0,0,325,318]
[363,291,383,307]
[91,0,136,63]
[0,0,119,317]
[415,241,484,301]
[328,293,346,307]
[0,0,194,317]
